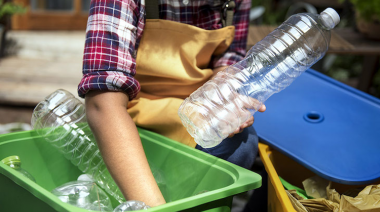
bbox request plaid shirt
[78,0,251,100]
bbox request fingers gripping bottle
[31,89,125,203]
[178,8,340,148]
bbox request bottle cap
[1,155,21,166]
[322,8,340,27]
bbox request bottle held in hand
[178,8,340,148]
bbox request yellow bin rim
[258,142,296,212]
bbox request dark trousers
[196,126,268,212]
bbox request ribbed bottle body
[31,89,125,203]
[179,12,334,148]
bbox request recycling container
[253,68,380,211]
[258,143,380,212]
[0,127,261,212]
[253,69,380,185]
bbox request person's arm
[85,91,166,207]
[78,0,165,205]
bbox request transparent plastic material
[31,89,167,204]
[52,181,113,211]
[31,89,125,203]
[1,155,36,182]
[149,162,169,201]
[178,8,340,148]
[113,200,150,211]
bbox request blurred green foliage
[339,0,380,22]
[324,55,362,82]
[251,0,289,25]
[0,0,26,20]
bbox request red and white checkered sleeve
[78,0,145,100]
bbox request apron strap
[222,0,235,27]
[145,0,160,19]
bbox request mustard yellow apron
[127,19,235,147]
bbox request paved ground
[0,31,85,125]
[1,31,85,106]
[0,56,83,106]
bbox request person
[78,0,265,208]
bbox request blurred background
[0,0,379,131]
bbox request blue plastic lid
[253,69,380,185]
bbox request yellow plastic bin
[258,142,380,212]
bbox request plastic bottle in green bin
[1,155,36,182]
[31,89,126,203]
[31,89,168,205]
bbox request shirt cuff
[78,71,141,100]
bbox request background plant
[340,0,380,22]
[0,0,26,20]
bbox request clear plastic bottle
[113,200,150,211]
[32,89,168,204]
[1,155,36,182]
[52,181,114,211]
[31,89,125,203]
[178,8,340,148]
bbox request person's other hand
[228,104,266,138]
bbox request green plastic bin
[0,127,261,212]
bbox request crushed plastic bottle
[178,8,340,148]
[52,181,113,211]
[31,89,125,203]
[149,162,169,201]
[31,89,168,204]
[113,200,150,211]
[1,155,36,182]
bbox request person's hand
[228,104,266,138]
[211,66,267,137]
